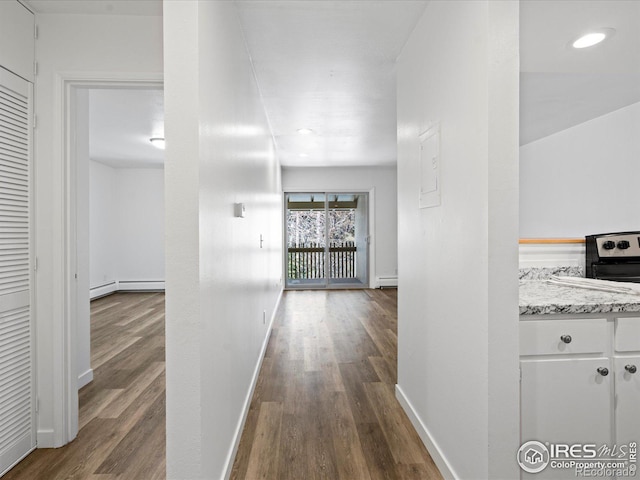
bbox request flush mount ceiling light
[296,128,314,135]
[150,137,165,149]
[571,28,615,49]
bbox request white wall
[520,101,640,238]
[282,166,398,284]
[396,2,519,479]
[89,161,117,290]
[33,12,162,447]
[116,168,165,284]
[89,163,165,295]
[164,2,283,478]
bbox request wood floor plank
[95,384,166,474]
[303,335,321,372]
[282,359,305,416]
[98,362,164,419]
[276,413,309,480]
[91,335,143,370]
[338,362,380,425]
[107,335,164,372]
[396,461,444,479]
[244,401,284,480]
[114,307,155,327]
[364,382,427,465]
[356,421,400,480]
[126,309,164,333]
[79,388,123,429]
[368,355,396,386]
[323,391,372,480]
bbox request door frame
[43,72,163,447]
[283,188,375,290]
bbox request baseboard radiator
[90,280,165,300]
[376,275,398,289]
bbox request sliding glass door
[285,192,368,289]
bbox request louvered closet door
[0,66,34,475]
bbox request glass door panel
[285,193,327,288]
[328,193,368,286]
[285,192,368,289]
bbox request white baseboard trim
[36,429,56,448]
[0,434,34,477]
[223,287,284,480]
[90,282,117,299]
[78,368,94,389]
[90,280,165,299]
[395,384,458,480]
[375,275,398,288]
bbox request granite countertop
[519,280,640,315]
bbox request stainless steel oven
[586,232,640,282]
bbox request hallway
[231,289,442,480]
[3,289,440,479]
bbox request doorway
[285,192,369,289]
[62,79,164,445]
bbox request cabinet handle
[597,367,609,376]
[625,365,637,374]
[560,335,572,344]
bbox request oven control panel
[596,234,640,258]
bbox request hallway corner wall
[164,2,283,478]
[396,1,520,478]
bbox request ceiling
[235,1,428,167]
[23,0,640,166]
[88,88,165,169]
[520,0,640,145]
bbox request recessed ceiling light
[299,153,309,158]
[571,29,615,49]
[296,128,313,135]
[150,137,165,149]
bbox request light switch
[234,203,246,218]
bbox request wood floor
[3,292,166,480]
[4,289,441,479]
[230,289,443,480]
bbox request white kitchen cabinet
[520,318,607,356]
[614,356,640,447]
[520,314,640,479]
[521,358,612,446]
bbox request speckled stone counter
[519,280,640,315]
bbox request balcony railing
[287,241,357,279]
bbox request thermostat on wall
[234,203,246,218]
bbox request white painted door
[0,66,35,476]
[521,358,612,480]
[614,356,640,447]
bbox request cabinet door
[614,356,640,447]
[521,358,612,480]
